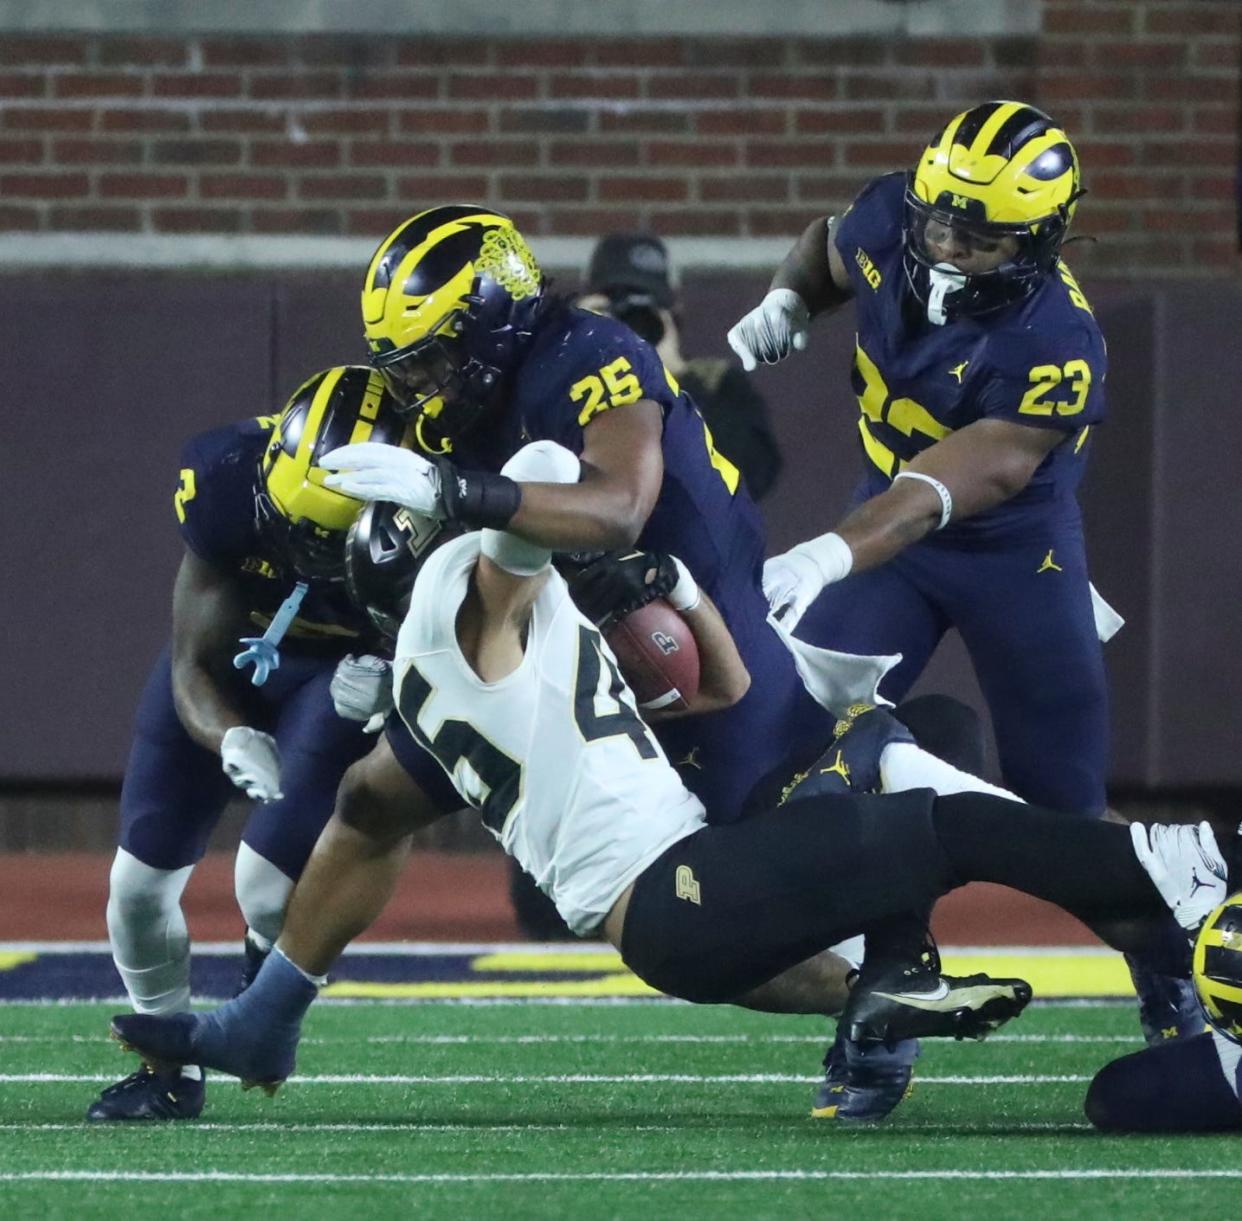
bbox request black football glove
[568,549,679,629]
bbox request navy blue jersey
[510,305,773,656]
[834,172,1108,541]
[175,418,369,649]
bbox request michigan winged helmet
[360,206,546,454]
[903,100,1083,320]
[255,365,414,582]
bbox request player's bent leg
[1085,1029,1242,1132]
[90,849,205,1121]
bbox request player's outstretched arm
[764,419,1063,627]
[727,215,854,372]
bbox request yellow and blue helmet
[255,365,413,583]
[360,205,546,455]
[1193,892,1242,1042]
[904,100,1083,319]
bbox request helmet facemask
[254,486,348,585]
[902,181,1072,325]
[368,295,504,453]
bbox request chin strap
[233,580,309,687]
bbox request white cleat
[1131,821,1227,932]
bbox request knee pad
[234,841,295,947]
[105,848,194,1014]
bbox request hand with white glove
[726,289,811,372]
[762,532,853,631]
[220,726,284,803]
[320,442,443,518]
[330,654,394,723]
[1129,821,1227,932]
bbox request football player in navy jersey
[728,100,1200,1105]
[86,366,407,1122]
[322,206,889,831]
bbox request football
[605,597,700,713]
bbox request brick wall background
[0,0,1236,276]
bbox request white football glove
[1130,821,1227,932]
[330,654,394,724]
[762,533,853,630]
[726,288,810,372]
[220,726,283,803]
[320,442,444,518]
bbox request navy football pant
[1085,1031,1242,1132]
[795,517,1108,814]
[119,647,372,879]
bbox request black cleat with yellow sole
[843,953,1033,1047]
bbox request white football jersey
[394,534,706,936]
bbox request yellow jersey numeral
[1019,359,1092,417]
[173,468,197,522]
[571,356,644,425]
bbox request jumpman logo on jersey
[949,361,970,383]
[1037,549,1063,574]
[818,750,850,783]
[676,746,703,771]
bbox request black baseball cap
[584,234,675,308]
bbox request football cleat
[1125,955,1206,1045]
[811,1028,920,1121]
[111,1012,288,1097]
[85,1062,204,1122]
[779,704,914,806]
[110,948,317,1094]
[1131,821,1227,932]
[843,944,1032,1046]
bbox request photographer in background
[578,234,783,502]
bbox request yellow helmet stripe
[363,209,514,297]
[966,100,1026,161]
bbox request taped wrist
[791,531,853,585]
[435,459,522,530]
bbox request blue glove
[233,581,308,687]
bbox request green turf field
[0,999,1236,1218]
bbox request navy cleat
[86,1062,204,1121]
[779,704,914,805]
[1126,956,1206,1045]
[843,943,1032,1047]
[111,949,318,1095]
[811,1027,919,1122]
[237,931,271,996]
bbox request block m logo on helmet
[902,100,1084,323]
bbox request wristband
[666,556,702,613]
[893,470,953,530]
[791,531,853,586]
[436,459,522,530]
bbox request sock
[881,742,1020,801]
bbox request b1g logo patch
[854,248,882,290]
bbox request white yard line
[0,1072,1091,1085]
[0,1120,1093,1134]
[0,1032,1138,1045]
[0,1170,1235,1184]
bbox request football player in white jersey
[111,443,1238,1107]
